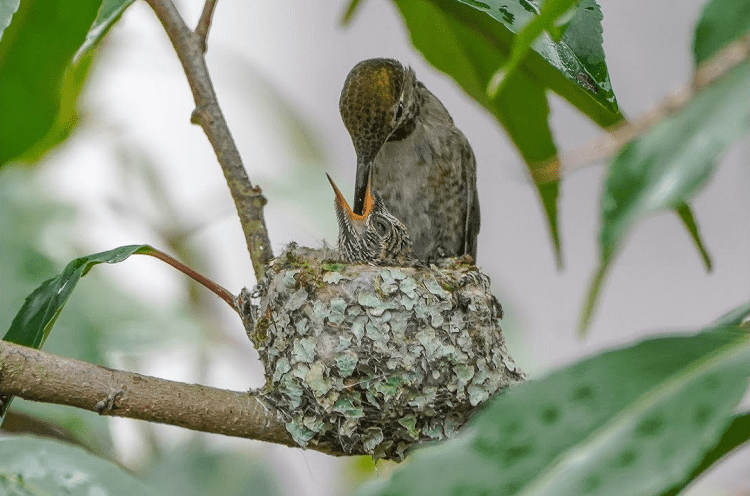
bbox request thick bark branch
[0,341,346,457]
[143,0,273,281]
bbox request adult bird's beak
[352,158,373,216]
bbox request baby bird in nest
[327,174,414,266]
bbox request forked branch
[143,0,274,281]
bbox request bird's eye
[373,217,389,236]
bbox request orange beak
[326,173,374,221]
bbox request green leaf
[707,302,750,329]
[661,412,750,496]
[388,0,622,266]
[0,0,101,164]
[79,0,136,55]
[495,70,562,267]
[693,0,750,64]
[0,0,20,39]
[0,0,137,165]
[580,62,750,332]
[675,201,712,271]
[144,442,282,496]
[3,245,153,350]
[488,0,578,97]
[1,244,153,421]
[0,436,158,495]
[358,327,750,496]
[340,0,365,26]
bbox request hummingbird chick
[339,58,480,262]
[327,174,414,266]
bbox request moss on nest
[239,243,524,460]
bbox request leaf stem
[139,247,237,311]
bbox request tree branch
[0,341,352,457]
[195,0,218,52]
[143,0,273,281]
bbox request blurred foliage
[0,151,277,496]
[0,0,133,165]
[0,436,158,495]
[143,441,282,496]
[580,0,750,331]
[693,0,750,63]
[0,0,100,164]
[0,167,199,453]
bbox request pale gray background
[33,0,750,494]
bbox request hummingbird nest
[238,244,524,460]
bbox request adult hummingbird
[327,174,413,266]
[339,58,480,262]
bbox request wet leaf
[358,327,750,496]
[488,0,578,96]
[580,62,750,332]
[0,436,158,495]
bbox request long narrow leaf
[580,61,750,332]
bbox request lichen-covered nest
[238,244,524,460]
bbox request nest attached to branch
[238,244,524,460]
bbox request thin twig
[531,34,750,184]
[195,0,218,52]
[0,341,357,458]
[143,0,274,281]
[140,247,237,310]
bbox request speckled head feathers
[339,58,417,164]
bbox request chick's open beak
[327,173,374,225]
